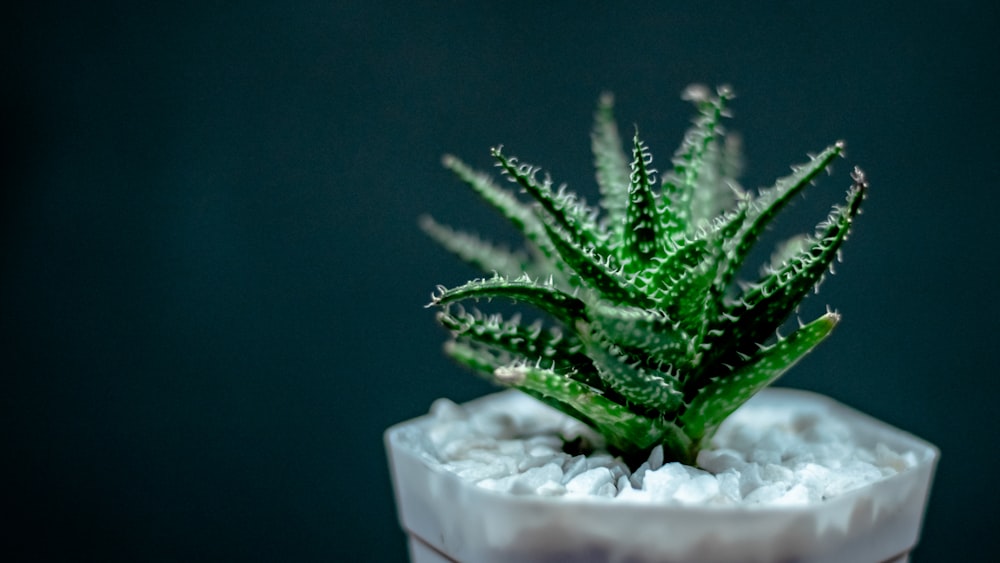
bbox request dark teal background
[5,1,997,560]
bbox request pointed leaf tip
[681,84,711,102]
[851,166,869,189]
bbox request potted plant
[386,86,938,562]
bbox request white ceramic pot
[385,388,938,563]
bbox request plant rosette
[390,87,939,562]
[385,388,938,563]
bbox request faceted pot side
[385,389,939,563]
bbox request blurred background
[5,1,997,560]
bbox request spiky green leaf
[719,142,845,288]
[659,86,732,238]
[419,215,531,278]
[640,238,711,305]
[441,154,565,273]
[430,274,585,328]
[538,212,649,306]
[582,330,685,414]
[491,147,608,255]
[493,363,671,452]
[715,174,865,357]
[437,308,592,378]
[623,131,661,273]
[586,302,689,365]
[681,312,840,441]
[592,93,631,238]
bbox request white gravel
[422,391,918,507]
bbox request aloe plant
[424,86,867,465]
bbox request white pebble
[472,411,516,439]
[643,463,689,500]
[527,444,560,457]
[875,442,916,472]
[567,467,614,495]
[715,470,741,504]
[617,475,632,492]
[438,436,495,460]
[744,483,787,505]
[595,482,618,498]
[629,462,650,489]
[696,448,746,474]
[477,475,515,493]
[497,440,526,456]
[510,463,564,495]
[762,463,794,484]
[673,474,720,505]
[750,446,782,466]
[647,445,665,470]
[585,454,618,470]
[527,435,564,451]
[793,462,832,491]
[453,460,512,482]
[738,463,765,497]
[561,456,588,483]
[773,483,813,506]
[429,398,467,421]
[536,480,567,496]
[518,451,562,471]
[616,485,651,502]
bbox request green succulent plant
[424,85,867,465]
